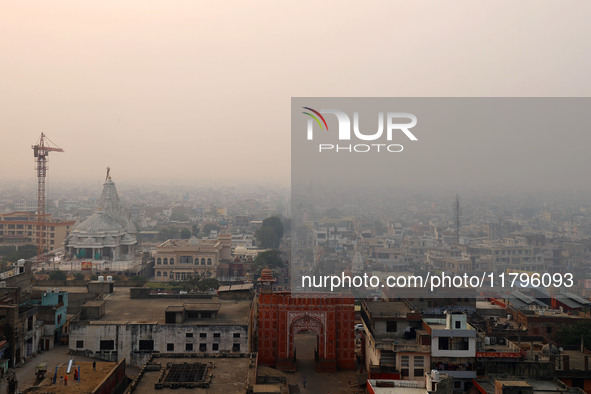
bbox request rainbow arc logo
[302,107,329,131]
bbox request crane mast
[32,133,64,264]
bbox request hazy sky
[2,1,591,187]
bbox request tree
[49,270,67,280]
[253,250,284,276]
[255,216,284,249]
[73,272,85,280]
[180,228,192,239]
[158,227,181,241]
[556,320,591,347]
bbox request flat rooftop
[28,360,120,393]
[364,301,413,319]
[96,287,250,325]
[132,357,252,394]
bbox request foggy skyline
[2,1,591,186]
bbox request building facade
[0,211,74,251]
[154,234,232,281]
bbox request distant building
[153,234,231,281]
[0,211,74,251]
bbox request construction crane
[32,133,64,264]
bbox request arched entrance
[257,293,356,372]
[288,313,325,363]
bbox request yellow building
[154,234,232,281]
[0,211,75,251]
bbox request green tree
[180,228,192,239]
[49,270,67,280]
[158,227,181,241]
[556,320,591,347]
[73,272,85,280]
[253,250,284,276]
[255,216,284,249]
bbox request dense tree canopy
[255,216,284,249]
[253,250,285,277]
[556,320,591,347]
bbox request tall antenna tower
[454,194,461,244]
[32,133,64,264]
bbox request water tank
[431,369,440,382]
[98,276,105,282]
[17,259,25,267]
[507,314,512,320]
[0,281,6,288]
[107,276,113,283]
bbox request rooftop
[28,360,121,393]
[94,287,250,325]
[364,301,416,319]
[131,356,253,394]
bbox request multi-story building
[154,234,232,281]
[424,312,477,392]
[0,211,75,251]
[69,294,251,367]
[360,300,428,381]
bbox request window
[157,271,161,277]
[200,333,207,338]
[455,321,461,329]
[157,258,161,265]
[401,356,409,367]
[414,356,424,367]
[414,369,424,377]
[451,337,469,351]
[76,341,84,349]
[163,258,168,265]
[386,321,397,332]
[201,258,206,265]
[401,369,409,377]
[167,343,174,351]
[212,343,219,351]
[200,343,207,352]
[233,333,241,338]
[213,333,220,339]
[100,340,115,350]
[186,343,193,351]
[170,258,174,265]
[163,272,168,277]
[180,256,193,264]
[546,326,552,334]
[438,337,449,350]
[207,258,212,265]
[232,343,240,352]
[139,340,154,351]
[186,333,193,338]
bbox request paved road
[287,333,360,394]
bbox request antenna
[453,194,461,244]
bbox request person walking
[64,374,68,386]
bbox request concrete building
[153,234,232,281]
[360,300,428,381]
[424,312,477,392]
[69,288,252,367]
[0,211,75,251]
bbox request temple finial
[106,166,111,181]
